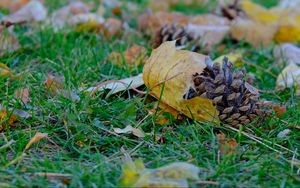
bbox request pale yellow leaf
[143,41,219,123]
[276,63,300,95]
[113,125,145,138]
[24,132,48,151]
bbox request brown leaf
[109,44,147,68]
[0,30,20,56]
[191,14,230,26]
[0,0,30,12]
[104,18,122,38]
[0,109,18,131]
[14,88,30,104]
[273,105,286,118]
[44,75,63,94]
[28,172,72,185]
[2,0,47,24]
[217,133,238,155]
[138,12,189,35]
[143,41,219,123]
[24,132,48,151]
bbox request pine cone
[184,57,271,127]
[153,24,201,52]
[220,0,245,20]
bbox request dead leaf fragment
[14,88,30,104]
[217,133,238,155]
[277,129,291,138]
[2,0,47,24]
[113,125,145,138]
[119,157,200,187]
[0,109,18,131]
[0,63,13,76]
[272,105,286,118]
[143,41,218,123]
[44,75,63,94]
[24,132,48,151]
[276,63,300,95]
[191,14,230,26]
[109,44,147,68]
[0,30,20,56]
[274,25,300,43]
[28,172,72,185]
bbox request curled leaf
[24,132,48,151]
[113,125,145,138]
[143,41,218,123]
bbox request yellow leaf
[241,0,281,24]
[213,51,244,67]
[274,25,300,43]
[24,132,48,151]
[119,158,200,187]
[230,18,277,47]
[0,63,13,77]
[143,41,219,123]
[0,109,18,131]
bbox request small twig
[197,180,220,186]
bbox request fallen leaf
[273,43,300,66]
[109,44,147,68]
[2,0,47,24]
[138,12,189,35]
[274,25,300,43]
[272,105,286,118]
[191,14,230,26]
[217,133,238,155]
[85,73,144,95]
[24,132,48,151]
[113,125,145,138]
[28,172,72,185]
[230,18,277,47]
[277,129,291,138]
[276,63,300,95]
[44,75,63,94]
[143,41,218,123]
[119,158,200,187]
[0,30,20,56]
[213,51,245,67]
[0,0,30,12]
[50,1,91,29]
[0,109,18,131]
[0,63,13,76]
[14,88,30,104]
[103,18,122,38]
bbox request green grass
[1,0,300,187]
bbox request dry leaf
[86,73,144,95]
[272,105,286,118]
[119,158,200,187]
[28,172,72,185]
[2,0,47,24]
[113,125,145,138]
[0,30,20,56]
[217,133,238,155]
[0,63,13,76]
[138,12,189,35]
[213,51,244,67]
[24,132,48,151]
[50,1,91,29]
[44,75,63,94]
[274,43,300,66]
[276,63,300,95]
[109,44,147,68]
[143,41,218,123]
[14,88,30,104]
[191,14,230,26]
[0,109,18,131]
[274,25,300,43]
[230,18,277,47]
[104,18,122,38]
[0,0,30,12]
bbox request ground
[0,0,300,187]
